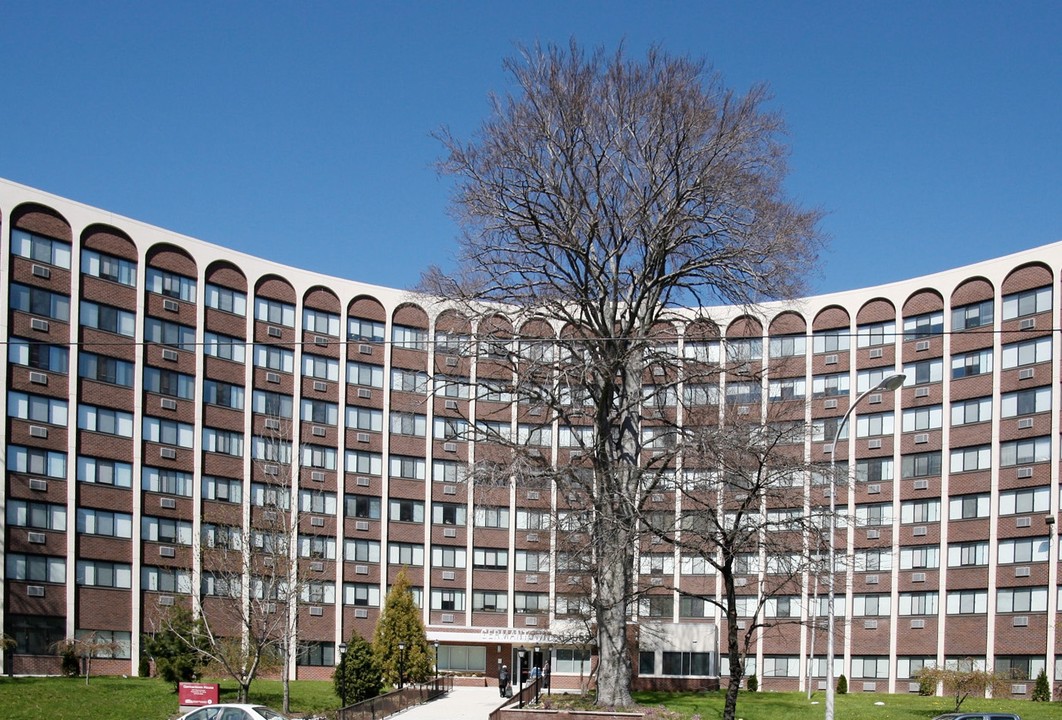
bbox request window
[857,321,896,347]
[855,412,894,438]
[12,228,71,268]
[77,508,133,538]
[997,587,1048,613]
[902,405,942,432]
[515,550,550,572]
[205,283,247,315]
[303,308,340,336]
[78,352,133,387]
[435,331,470,355]
[903,312,943,341]
[389,499,424,523]
[435,375,471,399]
[388,543,424,566]
[558,594,593,616]
[9,391,69,425]
[253,345,294,372]
[203,380,245,410]
[77,404,132,436]
[433,503,466,526]
[297,643,335,667]
[202,476,243,503]
[432,545,467,568]
[145,268,195,302]
[251,436,291,463]
[348,361,384,387]
[769,335,806,357]
[80,300,135,335]
[390,412,426,436]
[11,445,68,479]
[302,353,339,381]
[856,503,894,527]
[951,348,993,378]
[252,390,293,418]
[254,297,295,326]
[948,493,990,520]
[516,509,550,530]
[898,592,938,616]
[301,444,337,470]
[392,324,428,350]
[430,589,465,611]
[813,329,850,354]
[662,651,714,677]
[76,456,130,487]
[10,283,70,321]
[902,358,943,385]
[7,553,66,585]
[142,467,193,496]
[391,368,429,393]
[684,383,719,406]
[77,560,132,588]
[947,541,989,567]
[900,499,940,524]
[950,445,991,473]
[999,486,1050,515]
[851,656,889,679]
[143,417,195,447]
[900,546,939,569]
[683,341,720,363]
[1001,386,1051,417]
[853,549,892,572]
[347,451,383,475]
[474,505,508,528]
[518,424,551,446]
[437,645,487,673]
[951,396,992,426]
[345,539,381,563]
[299,489,337,514]
[10,338,69,373]
[298,534,337,559]
[348,317,385,342]
[434,460,467,484]
[1002,337,1051,368]
[142,566,192,594]
[952,300,994,331]
[203,332,246,363]
[768,377,806,401]
[144,318,196,351]
[301,398,339,425]
[946,590,987,614]
[471,547,508,570]
[1002,286,1052,319]
[202,428,244,456]
[855,458,894,482]
[473,590,508,612]
[344,494,380,519]
[390,455,426,480]
[142,516,193,544]
[515,592,549,613]
[812,372,850,397]
[143,368,195,399]
[555,649,592,674]
[344,583,381,607]
[998,537,1050,564]
[640,595,672,617]
[1000,436,1051,466]
[7,500,66,531]
[902,452,942,479]
[725,338,761,363]
[853,594,891,616]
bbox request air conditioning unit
[264,418,280,430]
[864,620,878,630]
[309,606,324,616]
[867,529,880,539]
[1017,417,1034,429]
[867,483,881,494]
[445,356,458,367]
[160,546,176,558]
[735,620,746,630]
[264,464,279,475]
[160,397,178,410]
[1019,318,1036,330]
[354,608,369,618]
[443,528,457,538]
[29,426,48,439]
[356,477,370,487]
[359,344,373,355]
[862,682,878,692]
[355,565,368,575]
[441,613,455,623]
[867,439,882,449]
[27,531,46,544]
[912,572,926,583]
[824,399,838,409]
[162,348,179,361]
[311,471,325,482]
[737,405,750,415]
[1015,566,1031,577]
[354,433,369,444]
[264,511,278,522]
[914,387,929,398]
[525,617,539,626]
[525,575,539,584]
[526,533,539,542]
[915,340,930,351]
[311,516,325,527]
[1013,616,1029,627]
[868,393,882,404]
[1012,683,1028,695]
[355,521,369,531]
[1017,467,1033,479]
[267,326,282,338]
[314,335,328,346]
[567,576,582,585]
[158,595,175,606]
[866,574,879,584]
[310,561,324,572]
[1018,368,1035,380]
[1016,517,1031,528]
[265,603,277,614]
[312,426,326,437]
[31,264,51,278]
[527,491,540,500]
[914,433,928,444]
[825,354,838,365]
[29,371,48,385]
[27,586,45,597]
[913,525,927,536]
[163,299,180,312]
[910,619,925,629]
[266,372,281,383]
[913,479,929,490]
[28,479,48,491]
[443,485,457,496]
[357,388,372,399]
[313,381,328,392]
[30,318,49,332]
[650,576,663,586]
[160,447,177,459]
[444,400,458,410]
[161,497,177,509]
[442,571,456,580]
[908,682,922,693]
[652,366,665,377]
[868,348,883,359]
[443,442,458,453]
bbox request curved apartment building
[1,177,1060,695]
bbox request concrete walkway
[393,685,508,720]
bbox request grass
[0,675,339,720]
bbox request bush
[918,674,935,696]
[836,674,847,694]
[746,675,757,692]
[1032,668,1050,702]
[138,655,151,678]
[60,644,79,677]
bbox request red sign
[179,682,220,707]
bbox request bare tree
[917,659,1024,711]
[428,41,822,706]
[55,632,124,685]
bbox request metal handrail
[337,676,453,720]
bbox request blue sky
[1,1,1059,296]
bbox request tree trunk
[721,571,743,720]
[595,547,633,706]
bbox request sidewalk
[391,685,509,720]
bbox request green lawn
[636,689,1057,720]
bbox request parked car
[178,704,291,720]
[930,713,1021,720]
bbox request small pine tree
[1032,668,1050,702]
[372,568,433,687]
[335,633,382,706]
[746,675,758,692]
[836,674,848,694]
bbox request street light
[398,642,406,690]
[337,642,349,706]
[534,646,541,703]
[517,646,526,708]
[434,641,440,689]
[825,372,905,720]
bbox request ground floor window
[6,614,65,654]
[554,648,591,674]
[438,645,486,672]
[298,642,335,666]
[762,656,799,677]
[662,651,713,676]
[75,629,132,659]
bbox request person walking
[499,664,510,697]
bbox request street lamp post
[517,646,526,708]
[434,641,440,690]
[534,645,541,704]
[398,642,406,690]
[825,372,905,720]
[337,642,349,706]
